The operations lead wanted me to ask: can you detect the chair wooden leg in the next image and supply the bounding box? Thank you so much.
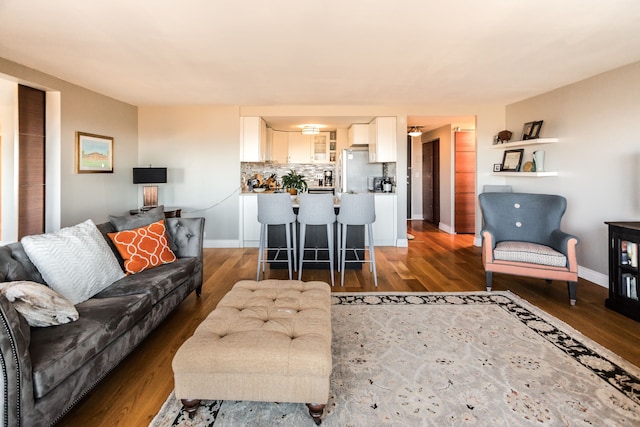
[567,281,577,306]
[485,271,493,292]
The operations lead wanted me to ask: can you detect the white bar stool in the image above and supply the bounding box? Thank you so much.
[257,193,297,280]
[337,193,377,287]
[297,193,336,287]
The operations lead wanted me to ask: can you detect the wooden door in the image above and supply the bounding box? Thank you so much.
[454,131,475,234]
[18,85,46,238]
[422,139,440,224]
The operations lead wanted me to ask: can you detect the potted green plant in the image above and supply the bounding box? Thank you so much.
[281,170,308,195]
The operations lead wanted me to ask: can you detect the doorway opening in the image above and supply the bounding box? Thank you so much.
[422,138,440,225]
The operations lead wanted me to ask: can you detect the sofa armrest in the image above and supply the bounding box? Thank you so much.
[0,295,35,427]
[166,217,205,259]
[166,217,205,294]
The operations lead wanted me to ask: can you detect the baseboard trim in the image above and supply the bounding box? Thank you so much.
[204,239,240,248]
[438,223,454,234]
[396,238,409,248]
[578,266,608,288]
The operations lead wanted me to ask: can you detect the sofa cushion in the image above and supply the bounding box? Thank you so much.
[0,281,79,327]
[21,219,126,304]
[29,294,151,399]
[108,220,176,274]
[94,258,196,305]
[109,205,178,252]
[494,241,567,267]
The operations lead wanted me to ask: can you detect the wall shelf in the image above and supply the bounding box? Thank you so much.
[491,171,558,177]
[492,137,558,149]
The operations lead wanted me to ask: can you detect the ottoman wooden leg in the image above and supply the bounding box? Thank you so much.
[181,399,201,418]
[306,403,325,425]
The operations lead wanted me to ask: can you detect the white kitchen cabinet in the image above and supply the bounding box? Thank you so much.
[312,132,331,163]
[288,131,332,163]
[239,194,260,247]
[240,116,267,162]
[348,123,369,146]
[368,117,396,163]
[371,194,397,246]
[288,132,312,163]
[270,130,289,163]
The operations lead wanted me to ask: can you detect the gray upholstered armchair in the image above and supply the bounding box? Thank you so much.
[479,192,579,305]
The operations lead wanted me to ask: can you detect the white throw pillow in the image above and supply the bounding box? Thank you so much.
[21,219,125,304]
[0,281,79,327]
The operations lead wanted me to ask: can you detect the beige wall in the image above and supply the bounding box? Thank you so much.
[502,61,640,286]
[0,57,138,242]
[137,106,241,245]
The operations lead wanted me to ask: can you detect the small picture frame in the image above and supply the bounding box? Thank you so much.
[522,120,543,140]
[76,132,114,173]
[521,122,535,140]
[501,149,524,172]
[493,163,502,172]
[530,120,543,139]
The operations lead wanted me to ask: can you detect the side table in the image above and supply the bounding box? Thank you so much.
[129,207,182,218]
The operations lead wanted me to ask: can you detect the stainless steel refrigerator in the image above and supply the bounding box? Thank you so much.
[338,147,383,193]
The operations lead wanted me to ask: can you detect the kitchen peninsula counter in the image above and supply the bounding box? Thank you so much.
[239,191,398,248]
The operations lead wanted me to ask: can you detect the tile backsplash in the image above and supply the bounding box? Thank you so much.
[241,162,397,191]
[241,163,335,191]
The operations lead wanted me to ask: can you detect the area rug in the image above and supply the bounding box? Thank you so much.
[150,292,640,426]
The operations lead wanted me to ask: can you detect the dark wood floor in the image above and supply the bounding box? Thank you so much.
[58,221,640,426]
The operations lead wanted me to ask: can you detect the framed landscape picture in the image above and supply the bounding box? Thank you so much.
[76,132,114,173]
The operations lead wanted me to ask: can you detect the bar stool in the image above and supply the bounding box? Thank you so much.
[297,193,336,287]
[337,193,377,287]
[257,193,297,280]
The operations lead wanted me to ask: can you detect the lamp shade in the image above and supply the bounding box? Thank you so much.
[133,167,167,184]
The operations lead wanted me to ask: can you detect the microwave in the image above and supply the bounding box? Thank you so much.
[367,176,385,192]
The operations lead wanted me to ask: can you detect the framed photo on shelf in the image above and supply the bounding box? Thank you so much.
[501,149,524,172]
[522,120,544,140]
[76,132,114,173]
[521,122,535,140]
[493,163,502,172]
[530,120,543,139]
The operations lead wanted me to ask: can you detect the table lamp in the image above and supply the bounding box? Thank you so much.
[133,167,167,209]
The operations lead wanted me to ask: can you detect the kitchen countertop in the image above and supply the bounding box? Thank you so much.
[240,190,396,197]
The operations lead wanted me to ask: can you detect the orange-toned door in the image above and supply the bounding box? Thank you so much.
[454,131,475,234]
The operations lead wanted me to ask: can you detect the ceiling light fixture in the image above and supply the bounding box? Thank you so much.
[301,125,320,135]
[408,126,423,137]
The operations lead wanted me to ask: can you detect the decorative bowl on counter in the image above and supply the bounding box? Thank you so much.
[253,187,266,193]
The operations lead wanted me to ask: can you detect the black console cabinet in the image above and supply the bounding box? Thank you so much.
[605,221,640,322]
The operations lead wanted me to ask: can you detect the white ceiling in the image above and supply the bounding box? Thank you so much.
[1,1,639,130]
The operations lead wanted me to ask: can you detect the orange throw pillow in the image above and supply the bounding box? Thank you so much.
[107,220,176,274]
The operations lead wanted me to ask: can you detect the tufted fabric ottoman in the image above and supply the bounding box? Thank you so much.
[172,279,332,425]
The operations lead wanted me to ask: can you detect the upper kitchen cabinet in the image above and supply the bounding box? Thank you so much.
[348,123,369,146]
[240,116,267,162]
[368,117,397,162]
[288,131,332,163]
[270,130,289,163]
